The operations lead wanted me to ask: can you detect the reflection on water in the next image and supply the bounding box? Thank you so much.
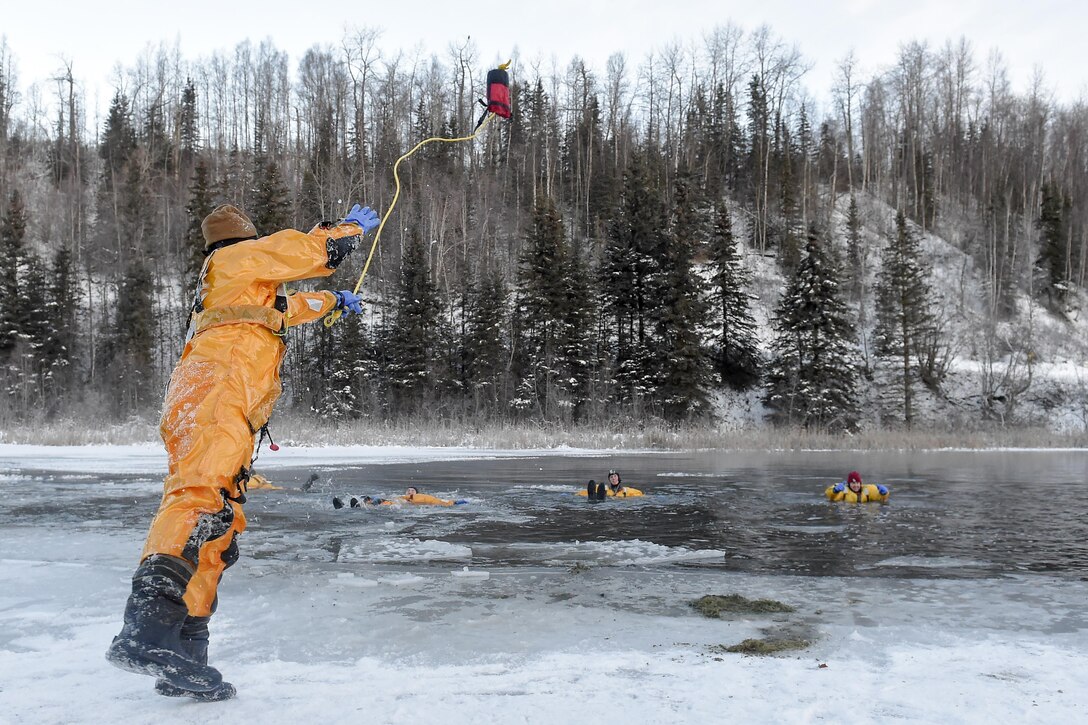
[4,449,1086,578]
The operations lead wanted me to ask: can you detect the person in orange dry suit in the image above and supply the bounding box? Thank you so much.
[106,203,380,701]
[333,486,467,508]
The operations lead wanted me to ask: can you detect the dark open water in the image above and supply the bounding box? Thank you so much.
[5,448,1086,578]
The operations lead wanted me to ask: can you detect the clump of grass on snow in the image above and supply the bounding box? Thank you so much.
[713,638,810,655]
[690,594,796,618]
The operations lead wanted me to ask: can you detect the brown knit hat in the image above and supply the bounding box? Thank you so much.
[201,204,257,249]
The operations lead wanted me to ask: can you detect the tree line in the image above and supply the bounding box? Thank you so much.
[0,26,1084,431]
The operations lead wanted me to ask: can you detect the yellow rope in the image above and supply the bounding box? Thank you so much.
[324,112,497,327]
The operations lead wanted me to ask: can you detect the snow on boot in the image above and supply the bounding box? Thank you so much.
[106,554,224,693]
[154,616,236,701]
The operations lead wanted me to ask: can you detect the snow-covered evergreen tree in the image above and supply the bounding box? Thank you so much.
[250,156,292,234]
[845,195,864,301]
[44,245,79,397]
[708,202,761,390]
[184,158,215,281]
[315,313,370,421]
[764,228,860,431]
[1036,182,1070,305]
[873,210,936,427]
[9,251,52,414]
[598,152,665,410]
[250,113,292,234]
[512,195,591,421]
[652,176,712,419]
[462,271,510,417]
[385,231,444,416]
[107,260,156,414]
[0,189,27,359]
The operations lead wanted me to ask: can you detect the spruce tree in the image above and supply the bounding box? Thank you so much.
[142,101,172,177]
[99,91,136,187]
[219,146,247,206]
[598,152,665,409]
[177,78,199,170]
[845,195,864,301]
[747,74,770,251]
[764,228,860,431]
[1036,182,1069,303]
[512,195,570,419]
[45,245,79,395]
[777,125,802,275]
[314,313,370,421]
[556,242,594,419]
[184,158,215,280]
[652,177,712,419]
[463,272,509,417]
[708,202,761,389]
[385,231,443,416]
[298,168,323,227]
[705,83,728,197]
[120,148,151,253]
[96,93,139,268]
[111,260,156,414]
[14,251,53,412]
[873,210,936,427]
[250,156,292,234]
[0,189,27,358]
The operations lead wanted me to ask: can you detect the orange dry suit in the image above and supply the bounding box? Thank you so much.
[358,494,454,506]
[401,492,456,506]
[141,221,362,617]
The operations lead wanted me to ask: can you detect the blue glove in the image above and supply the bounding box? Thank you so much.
[833,482,846,493]
[877,485,888,495]
[454,500,468,505]
[333,290,364,315]
[343,204,380,234]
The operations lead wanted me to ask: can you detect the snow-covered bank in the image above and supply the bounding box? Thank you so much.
[1,526,1085,725]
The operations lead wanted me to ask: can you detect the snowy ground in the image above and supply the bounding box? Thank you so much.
[1,445,1086,724]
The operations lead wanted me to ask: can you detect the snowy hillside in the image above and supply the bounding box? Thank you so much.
[717,191,1088,435]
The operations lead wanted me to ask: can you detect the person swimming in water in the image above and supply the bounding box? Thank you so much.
[825,471,889,503]
[581,470,643,500]
[332,487,466,508]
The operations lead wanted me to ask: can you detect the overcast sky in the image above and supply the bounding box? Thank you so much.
[3,0,1086,118]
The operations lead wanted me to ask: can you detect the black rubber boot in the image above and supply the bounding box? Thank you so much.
[595,482,607,501]
[332,496,344,509]
[154,616,236,701]
[586,480,597,500]
[105,554,224,693]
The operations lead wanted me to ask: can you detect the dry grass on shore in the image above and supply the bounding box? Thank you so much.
[0,416,1084,450]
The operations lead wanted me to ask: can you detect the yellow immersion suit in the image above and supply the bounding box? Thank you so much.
[245,473,282,490]
[576,486,644,497]
[142,222,362,617]
[825,483,889,503]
